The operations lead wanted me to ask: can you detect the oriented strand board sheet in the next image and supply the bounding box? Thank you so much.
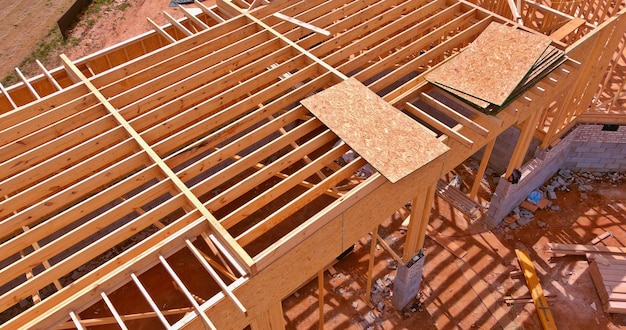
[425,22,552,106]
[300,78,449,183]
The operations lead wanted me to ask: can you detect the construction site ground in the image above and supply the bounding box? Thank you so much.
[282,162,626,329]
[2,1,626,329]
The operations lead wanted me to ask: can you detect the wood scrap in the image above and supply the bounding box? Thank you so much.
[588,259,626,314]
[515,249,557,330]
[590,232,613,245]
[548,243,626,256]
[504,294,556,305]
[520,200,539,212]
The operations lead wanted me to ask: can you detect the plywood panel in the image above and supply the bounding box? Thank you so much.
[301,78,449,183]
[425,22,552,106]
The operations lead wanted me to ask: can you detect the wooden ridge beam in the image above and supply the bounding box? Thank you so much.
[60,54,256,274]
[225,0,347,80]
[404,102,474,148]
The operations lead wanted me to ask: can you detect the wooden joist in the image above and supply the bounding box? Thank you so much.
[435,179,482,219]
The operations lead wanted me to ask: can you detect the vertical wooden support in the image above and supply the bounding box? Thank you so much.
[469,138,496,201]
[365,226,378,303]
[402,183,436,262]
[504,108,542,179]
[250,300,285,330]
[318,269,324,329]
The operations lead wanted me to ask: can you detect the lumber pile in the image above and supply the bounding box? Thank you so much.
[425,22,566,114]
[588,254,626,314]
[435,179,481,219]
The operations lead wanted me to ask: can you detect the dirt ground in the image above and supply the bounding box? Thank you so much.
[0,0,188,83]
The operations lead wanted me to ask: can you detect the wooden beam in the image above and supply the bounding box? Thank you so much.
[180,5,210,30]
[549,17,586,41]
[375,231,403,265]
[506,0,523,25]
[402,183,436,262]
[100,292,128,330]
[15,67,40,100]
[515,249,557,330]
[69,311,85,330]
[504,107,542,179]
[60,54,255,275]
[56,307,194,328]
[0,82,17,109]
[36,60,62,91]
[548,243,626,255]
[196,0,225,22]
[405,102,474,148]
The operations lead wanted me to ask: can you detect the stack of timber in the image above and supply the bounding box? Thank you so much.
[425,22,566,114]
[589,254,626,314]
[548,242,626,313]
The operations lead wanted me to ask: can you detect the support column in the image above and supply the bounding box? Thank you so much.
[393,183,435,309]
[249,300,285,330]
[470,138,496,201]
[504,108,542,179]
[318,269,324,329]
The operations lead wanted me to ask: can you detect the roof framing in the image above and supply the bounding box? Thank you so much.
[1,0,625,328]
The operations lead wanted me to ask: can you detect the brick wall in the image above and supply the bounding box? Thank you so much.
[563,124,626,172]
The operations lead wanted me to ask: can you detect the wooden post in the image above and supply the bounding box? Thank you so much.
[402,183,435,262]
[469,138,496,201]
[318,269,324,329]
[504,108,542,179]
[365,226,378,303]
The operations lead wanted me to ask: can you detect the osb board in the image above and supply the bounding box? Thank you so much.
[425,22,552,106]
[300,78,449,183]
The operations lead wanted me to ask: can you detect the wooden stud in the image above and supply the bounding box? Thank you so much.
[376,232,403,265]
[185,239,247,315]
[365,227,378,303]
[504,108,542,179]
[15,67,40,100]
[131,273,171,328]
[36,60,62,91]
[318,268,324,329]
[180,5,210,30]
[159,255,217,329]
[69,311,85,330]
[164,11,193,37]
[100,292,128,330]
[469,138,496,201]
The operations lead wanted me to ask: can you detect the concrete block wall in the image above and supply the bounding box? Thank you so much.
[563,124,626,172]
[485,126,576,226]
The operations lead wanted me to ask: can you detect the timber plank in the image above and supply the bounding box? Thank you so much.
[548,243,626,255]
[516,249,557,330]
[301,78,448,183]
